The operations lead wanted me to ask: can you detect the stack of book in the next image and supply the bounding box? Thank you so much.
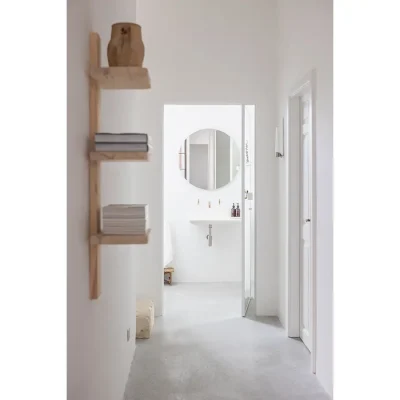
[101,204,149,235]
[94,133,151,152]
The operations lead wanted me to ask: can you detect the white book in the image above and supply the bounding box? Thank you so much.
[95,143,151,152]
[95,133,150,144]
[102,205,148,221]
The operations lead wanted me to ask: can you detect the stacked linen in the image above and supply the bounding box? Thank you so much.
[102,204,149,235]
[94,133,151,152]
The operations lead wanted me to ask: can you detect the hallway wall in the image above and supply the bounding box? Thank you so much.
[67,1,138,400]
[135,0,279,316]
[276,0,333,396]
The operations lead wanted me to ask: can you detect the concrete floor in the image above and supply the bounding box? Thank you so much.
[124,283,330,400]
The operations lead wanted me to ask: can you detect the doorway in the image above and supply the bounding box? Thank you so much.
[162,104,256,321]
[287,71,317,372]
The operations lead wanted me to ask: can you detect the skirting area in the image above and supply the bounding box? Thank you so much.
[124,283,329,400]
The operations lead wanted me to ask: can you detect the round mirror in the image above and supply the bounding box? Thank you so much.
[178,129,240,190]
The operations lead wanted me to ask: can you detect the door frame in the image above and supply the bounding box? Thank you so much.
[162,103,255,319]
[287,70,317,373]
[241,105,256,317]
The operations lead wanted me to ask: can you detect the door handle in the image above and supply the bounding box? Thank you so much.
[305,219,311,223]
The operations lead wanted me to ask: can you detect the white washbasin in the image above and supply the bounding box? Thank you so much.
[190,218,241,225]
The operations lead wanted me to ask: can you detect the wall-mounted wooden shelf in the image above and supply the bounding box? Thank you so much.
[88,31,152,300]
[90,230,151,245]
[89,66,151,89]
[89,151,150,162]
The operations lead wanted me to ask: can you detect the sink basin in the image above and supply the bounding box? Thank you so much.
[190,218,241,225]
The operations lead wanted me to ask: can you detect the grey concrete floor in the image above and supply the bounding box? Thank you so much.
[125,283,330,400]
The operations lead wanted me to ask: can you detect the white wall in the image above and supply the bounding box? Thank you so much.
[135,0,279,316]
[164,105,242,283]
[67,1,138,399]
[276,0,333,396]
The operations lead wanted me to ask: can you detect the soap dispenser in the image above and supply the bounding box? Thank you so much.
[236,203,241,218]
[231,203,236,217]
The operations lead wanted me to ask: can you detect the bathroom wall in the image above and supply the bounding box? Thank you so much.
[164,105,242,283]
[134,0,278,316]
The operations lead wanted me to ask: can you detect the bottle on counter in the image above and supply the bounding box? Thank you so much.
[236,203,241,218]
[231,203,236,217]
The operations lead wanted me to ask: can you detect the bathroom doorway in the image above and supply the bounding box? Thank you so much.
[163,104,256,323]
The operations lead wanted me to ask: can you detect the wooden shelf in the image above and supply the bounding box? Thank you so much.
[88,31,152,300]
[90,151,150,161]
[90,230,151,245]
[89,66,151,89]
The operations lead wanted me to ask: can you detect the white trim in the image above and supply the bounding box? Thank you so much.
[287,95,301,337]
[242,104,257,317]
[250,105,257,310]
[241,105,246,317]
[287,70,317,374]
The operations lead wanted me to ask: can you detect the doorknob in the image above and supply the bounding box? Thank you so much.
[305,219,311,223]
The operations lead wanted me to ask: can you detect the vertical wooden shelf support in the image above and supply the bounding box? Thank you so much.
[89,32,101,299]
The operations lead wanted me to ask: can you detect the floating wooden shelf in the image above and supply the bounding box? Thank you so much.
[90,230,151,245]
[88,31,152,300]
[90,151,150,162]
[89,66,151,90]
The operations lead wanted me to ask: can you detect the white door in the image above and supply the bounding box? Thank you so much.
[300,92,313,351]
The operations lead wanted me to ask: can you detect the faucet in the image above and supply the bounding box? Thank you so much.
[206,224,213,247]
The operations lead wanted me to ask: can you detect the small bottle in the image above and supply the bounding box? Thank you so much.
[231,203,236,217]
[236,203,241,218]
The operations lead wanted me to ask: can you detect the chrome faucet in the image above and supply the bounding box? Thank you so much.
[206,224,213,247]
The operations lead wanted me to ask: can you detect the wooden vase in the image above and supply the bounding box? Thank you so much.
[107,22,145,67]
